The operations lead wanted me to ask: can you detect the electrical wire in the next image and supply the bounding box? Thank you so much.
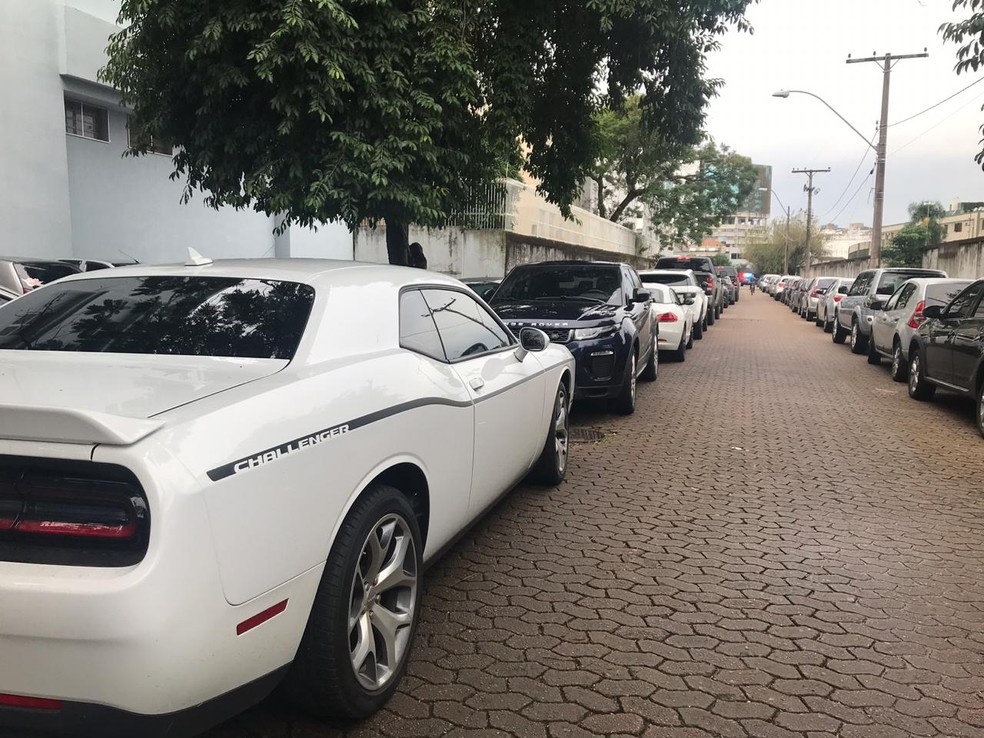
[888,76,984,127]
[891,88,984,155]
[819,134,877,221]
[828,170,874,226]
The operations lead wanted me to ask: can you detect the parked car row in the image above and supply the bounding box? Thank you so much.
[0,254,735,736]
[776,266,984,437]
[0,256,136,296]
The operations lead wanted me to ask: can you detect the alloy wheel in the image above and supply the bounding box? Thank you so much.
[348,514,418,692]
[909,355,920,394]
[554,386,569,474]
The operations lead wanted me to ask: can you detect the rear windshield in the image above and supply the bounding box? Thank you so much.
[655,257,712,272]
[876,271,945,295]
[0,276,315,359]
[816,278,837,289]
[15,262,80,290]
[492,265,623,305]
[641,273,689,286]
[926,281,973,308]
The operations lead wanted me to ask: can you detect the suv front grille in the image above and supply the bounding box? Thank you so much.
[544,328,572,344]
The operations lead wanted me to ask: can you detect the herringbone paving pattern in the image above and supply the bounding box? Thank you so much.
[210,293,984,738]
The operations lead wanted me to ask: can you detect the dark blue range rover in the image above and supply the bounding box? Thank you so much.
[489,261,657,414]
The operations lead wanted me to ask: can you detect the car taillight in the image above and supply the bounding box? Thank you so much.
[0,458,149,567]
[810,288,819,297]
[0,694,64,711]
[833,295,844,303]
[705,276,715,294]
[657,312,679,322]
[907,300,926,329]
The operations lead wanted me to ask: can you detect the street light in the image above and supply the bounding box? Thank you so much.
[773,89,884,267]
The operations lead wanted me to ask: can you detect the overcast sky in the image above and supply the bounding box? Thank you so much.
[704,0,984,228]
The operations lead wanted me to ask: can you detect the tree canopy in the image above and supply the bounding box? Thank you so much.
[941,3,984,168]
[102,0,754,263]
[882,200,946,268]
[590,97,758,247]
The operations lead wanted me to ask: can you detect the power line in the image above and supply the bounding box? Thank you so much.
[829,170,874,226]
[889,76,984,127]
[819,134,877,221]
[891,88,984,155]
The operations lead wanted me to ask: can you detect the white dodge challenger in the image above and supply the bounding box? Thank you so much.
[0,257,574,737]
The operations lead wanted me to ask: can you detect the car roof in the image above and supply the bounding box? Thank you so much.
[638,268,696,274]
[514,260,624,267]
[52,258,465,290]
[0,256,79,264]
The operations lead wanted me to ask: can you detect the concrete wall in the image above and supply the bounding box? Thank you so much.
[0,0,74,257]
[808,258,873,279]
[354,224,653,278]
[923,238,984,278]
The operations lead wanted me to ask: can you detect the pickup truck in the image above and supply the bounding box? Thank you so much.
[654,256,723,322]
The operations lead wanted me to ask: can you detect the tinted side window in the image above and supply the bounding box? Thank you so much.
[849,272,873,296]
[422,289,511,361]
[926,281,973,308]
[894,283,916,311]
[945,282,984,318]
[399,290,446,361]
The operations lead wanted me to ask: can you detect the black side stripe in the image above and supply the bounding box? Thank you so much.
[206,397,470,482]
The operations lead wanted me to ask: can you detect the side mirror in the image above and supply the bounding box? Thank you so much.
[869,299,886,311]
[683,296,695,306]
[923,305,943,320]
[838,286,849,294]
[515,327,550,361]
[631,288,651,303]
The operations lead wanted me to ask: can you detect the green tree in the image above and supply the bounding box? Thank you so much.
[711,252,732,266]
[590,100,759,248]
[743,215,827,274]
[941,5,984,168]
[102,0,753,264]
[882,201,946,267]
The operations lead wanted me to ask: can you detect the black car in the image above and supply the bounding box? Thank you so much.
[489,261,657,414]
[908,278,984,436]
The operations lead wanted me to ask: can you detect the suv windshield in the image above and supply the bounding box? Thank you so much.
[655,257,713,272]
[641,273,689,286]
[492,265,623,305]
[0,276,315,359]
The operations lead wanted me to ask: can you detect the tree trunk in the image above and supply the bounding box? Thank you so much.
[593,175,607,219]
[608,189,642,223]
[385,218,410,266]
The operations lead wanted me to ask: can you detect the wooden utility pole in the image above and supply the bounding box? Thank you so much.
[792,167,829,275]
[846,51,928,267]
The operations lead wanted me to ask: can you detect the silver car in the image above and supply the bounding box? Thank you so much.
[868,278,973,380]
[818,278,854,331]
[798,276,838,321]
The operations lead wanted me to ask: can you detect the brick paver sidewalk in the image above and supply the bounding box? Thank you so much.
[211,294,984,738]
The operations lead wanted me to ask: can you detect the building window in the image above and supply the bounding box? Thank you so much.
[126,120,173,156]
[64,99,109,142]
[954,222,963,233]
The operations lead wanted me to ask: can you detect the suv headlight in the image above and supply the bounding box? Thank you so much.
[573,324,617,341]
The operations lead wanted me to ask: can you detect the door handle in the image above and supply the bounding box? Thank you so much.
[469,377,485,390]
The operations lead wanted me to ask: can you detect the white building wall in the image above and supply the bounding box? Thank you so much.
[0,0,74,258]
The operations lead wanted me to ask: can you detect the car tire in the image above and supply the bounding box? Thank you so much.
[694,319,704,340]
[715,304,722,319]
[867,333,882,365]
[908,351,936,401]
[815,313,824,327]
[976,381,984,439]
[611,352,637,415]
[686,325,694,349]
[891,341,908,382]
[707,308,715,326]
[282,484,422,720]
[850,321,869,354]
[832,315,847,343]
[529,382,570,485]
[640,341,658,382]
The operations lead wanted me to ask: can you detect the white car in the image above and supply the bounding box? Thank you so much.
[647,283,693,361]
[0,257,575,736]
[639,269,707,339]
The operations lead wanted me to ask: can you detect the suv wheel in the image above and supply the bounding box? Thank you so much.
[611,352,637,415]
[832,314,847,343]
[908,351,936,401]
[867,333,882,365]
[977,382,984,439]
[890,342,908,382]
[850,321,868,354]
[694,319,704,340]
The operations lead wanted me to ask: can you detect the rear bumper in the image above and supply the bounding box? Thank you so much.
[0,667,288,738]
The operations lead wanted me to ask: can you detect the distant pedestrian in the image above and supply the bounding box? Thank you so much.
[408,242,427,270]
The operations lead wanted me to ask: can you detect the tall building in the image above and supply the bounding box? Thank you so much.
[0,1,352,264]
[707,164,772,263]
